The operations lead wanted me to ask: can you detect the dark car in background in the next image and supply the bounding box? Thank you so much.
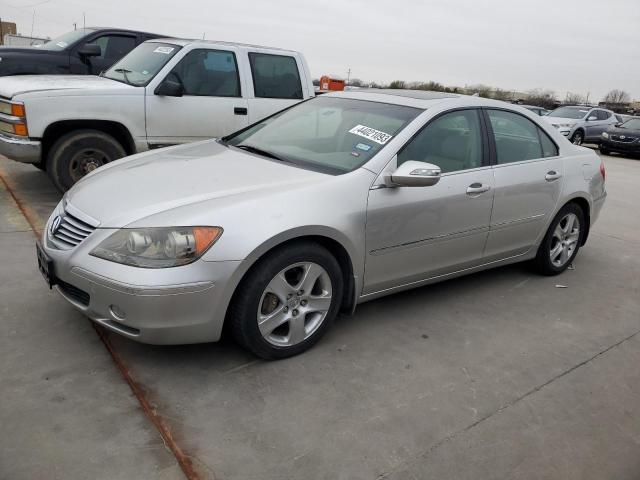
[600,117,640,157]
[0,27,165,76]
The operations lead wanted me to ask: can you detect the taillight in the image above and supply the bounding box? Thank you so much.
[599,159,606,181]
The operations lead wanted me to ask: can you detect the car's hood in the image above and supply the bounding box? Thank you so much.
[0,74,132,98]
[606,126,640,137]
[66,140,330,228]
[543,116,578,125]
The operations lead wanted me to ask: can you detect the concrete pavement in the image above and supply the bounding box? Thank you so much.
[1,152,639,479]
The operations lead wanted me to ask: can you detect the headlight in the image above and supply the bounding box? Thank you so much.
[602,132,609,139]
[90,226,223,268]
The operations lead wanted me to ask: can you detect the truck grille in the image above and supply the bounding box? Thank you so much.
[49,207,98,250]
[611,135,637,143]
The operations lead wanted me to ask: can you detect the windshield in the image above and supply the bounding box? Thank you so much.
[37,29,93,51]
[225,96,421,174]
[548,106,590,119]
[104,42,181,86]
[620,118,640,130]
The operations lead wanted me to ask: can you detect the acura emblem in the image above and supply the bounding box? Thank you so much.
[50,215,62,234]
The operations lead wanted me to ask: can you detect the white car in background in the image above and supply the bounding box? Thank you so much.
[544,106,617,145]
[0,39,314,191]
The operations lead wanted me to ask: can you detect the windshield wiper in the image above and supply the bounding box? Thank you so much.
[235,144,287,162]
[114,68,133,86]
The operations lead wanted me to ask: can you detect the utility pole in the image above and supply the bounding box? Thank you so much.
[83,12,86,30]
[73,22,77,30]
[346,68,351,85]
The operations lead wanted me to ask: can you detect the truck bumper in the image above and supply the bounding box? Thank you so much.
[0,133,41,163]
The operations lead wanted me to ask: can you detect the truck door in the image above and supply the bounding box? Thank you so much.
[145,48,249,147]
[245,51,307,123]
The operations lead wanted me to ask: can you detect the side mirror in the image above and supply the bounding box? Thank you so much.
[389,161,441,187]
[78,43,101,57]
[587,116,597,122]
[154,78,184,97]
[615,123,622,127]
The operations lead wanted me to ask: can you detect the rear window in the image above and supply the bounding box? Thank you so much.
[249,53,303,100]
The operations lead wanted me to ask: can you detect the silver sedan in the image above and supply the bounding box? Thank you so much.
[38,90,607,359]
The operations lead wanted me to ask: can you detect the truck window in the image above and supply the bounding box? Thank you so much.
[89,35,137,60]
[248,53,303,100]
[168,49,241,97]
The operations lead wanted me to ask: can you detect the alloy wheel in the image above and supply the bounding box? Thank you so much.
[257,262,333,347]
[549,213,580,267]
[572,132,584,146]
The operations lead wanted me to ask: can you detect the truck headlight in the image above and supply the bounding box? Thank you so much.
[90,226,223,268]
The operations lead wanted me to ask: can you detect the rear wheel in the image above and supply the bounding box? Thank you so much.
[532,203,585,275]
[47,129,126,192]
[229,242,343,359]
[571,130,584,146]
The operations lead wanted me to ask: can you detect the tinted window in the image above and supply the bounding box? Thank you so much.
[398,109,483,173]
[596,110,609,120]
[249,53,303,99]
[488,109,551,163]
[90,35,136,60]
[169,49,240,97]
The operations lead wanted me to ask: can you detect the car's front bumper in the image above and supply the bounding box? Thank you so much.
[600,138,640,154]
[0,132,41,163]
[41,214,241,345]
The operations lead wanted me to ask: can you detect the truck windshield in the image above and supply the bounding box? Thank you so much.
[104,42,181,87]
[225,96,422,174]
[547,107,590,119]
[37,29,94,51]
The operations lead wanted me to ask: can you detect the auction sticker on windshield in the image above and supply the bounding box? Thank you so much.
[153,46,175,54]
[349,125,393,145]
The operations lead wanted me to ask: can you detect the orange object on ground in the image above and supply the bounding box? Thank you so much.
[320,75,345,91]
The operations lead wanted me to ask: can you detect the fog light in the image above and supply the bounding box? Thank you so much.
[109,304,126,322]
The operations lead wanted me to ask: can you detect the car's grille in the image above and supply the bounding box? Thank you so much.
[50,208,97,250]
[57,279,90,306]
[611,135,637,143]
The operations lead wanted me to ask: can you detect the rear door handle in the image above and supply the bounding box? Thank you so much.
[545,170,562,181]
[234,107,248,115]
[466,183,491,195]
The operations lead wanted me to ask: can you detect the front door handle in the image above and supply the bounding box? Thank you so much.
[545,170,562,181]
[466,183,491,195]
[234,107,248,115]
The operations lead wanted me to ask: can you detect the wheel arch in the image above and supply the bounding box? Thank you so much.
[220,229,361,335]
[41,120,135,168]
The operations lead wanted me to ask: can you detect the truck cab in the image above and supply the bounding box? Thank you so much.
[0,39,315,191]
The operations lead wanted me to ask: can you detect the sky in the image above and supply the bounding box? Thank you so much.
[2,0,639,101]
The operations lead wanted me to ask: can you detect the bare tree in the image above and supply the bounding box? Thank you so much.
[565,92,586,105]
[526,89,557,109]
[492,88,511,101]
[466,84,493,98]
[388,80,406,89]
[602,89,631,105]
[348,78,364,87]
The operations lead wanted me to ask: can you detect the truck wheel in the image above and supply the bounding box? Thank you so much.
[47,129,126,192]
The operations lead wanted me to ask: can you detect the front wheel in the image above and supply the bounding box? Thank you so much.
[599,145,611,155]
[228,242,344,359]
[47,129,126,192]
[571,130,584,146]
[532,203,585,275]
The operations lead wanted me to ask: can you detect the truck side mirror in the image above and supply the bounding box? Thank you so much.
[154,78,184,97]
[78,44,102,57]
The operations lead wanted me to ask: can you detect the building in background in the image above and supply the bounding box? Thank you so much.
[3,33,47,46]
[0,20,18,45]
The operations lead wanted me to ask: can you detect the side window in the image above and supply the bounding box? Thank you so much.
[249,53,303,100]
[169,49,240,97]
[89,35,136,60]
[597,110,609,120]
[487,109,546,164]
[539,130,558,157]
[398,109,483,173]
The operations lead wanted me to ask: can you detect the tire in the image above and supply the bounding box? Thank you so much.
[47,129,126,192]
[532,203,585,276]
[228,241,344,359]
[599,145,610,155]
[571,130,584,146]
[33,161,46,171]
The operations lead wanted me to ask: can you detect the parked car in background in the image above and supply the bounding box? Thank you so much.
[37,91,606,358]
[544,106,617,145]
[600,117,640,156]
[0,27,164,76]
[522,105,550,116]
[0,38,314,191]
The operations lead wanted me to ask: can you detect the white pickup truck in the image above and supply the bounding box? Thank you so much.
[0,38,314,190]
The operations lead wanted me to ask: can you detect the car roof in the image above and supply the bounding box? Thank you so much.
[326,89,525,110]
[147,37,299,53]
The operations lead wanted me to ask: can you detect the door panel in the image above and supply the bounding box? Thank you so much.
[364,168,494,294]
[145,48,249,145]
